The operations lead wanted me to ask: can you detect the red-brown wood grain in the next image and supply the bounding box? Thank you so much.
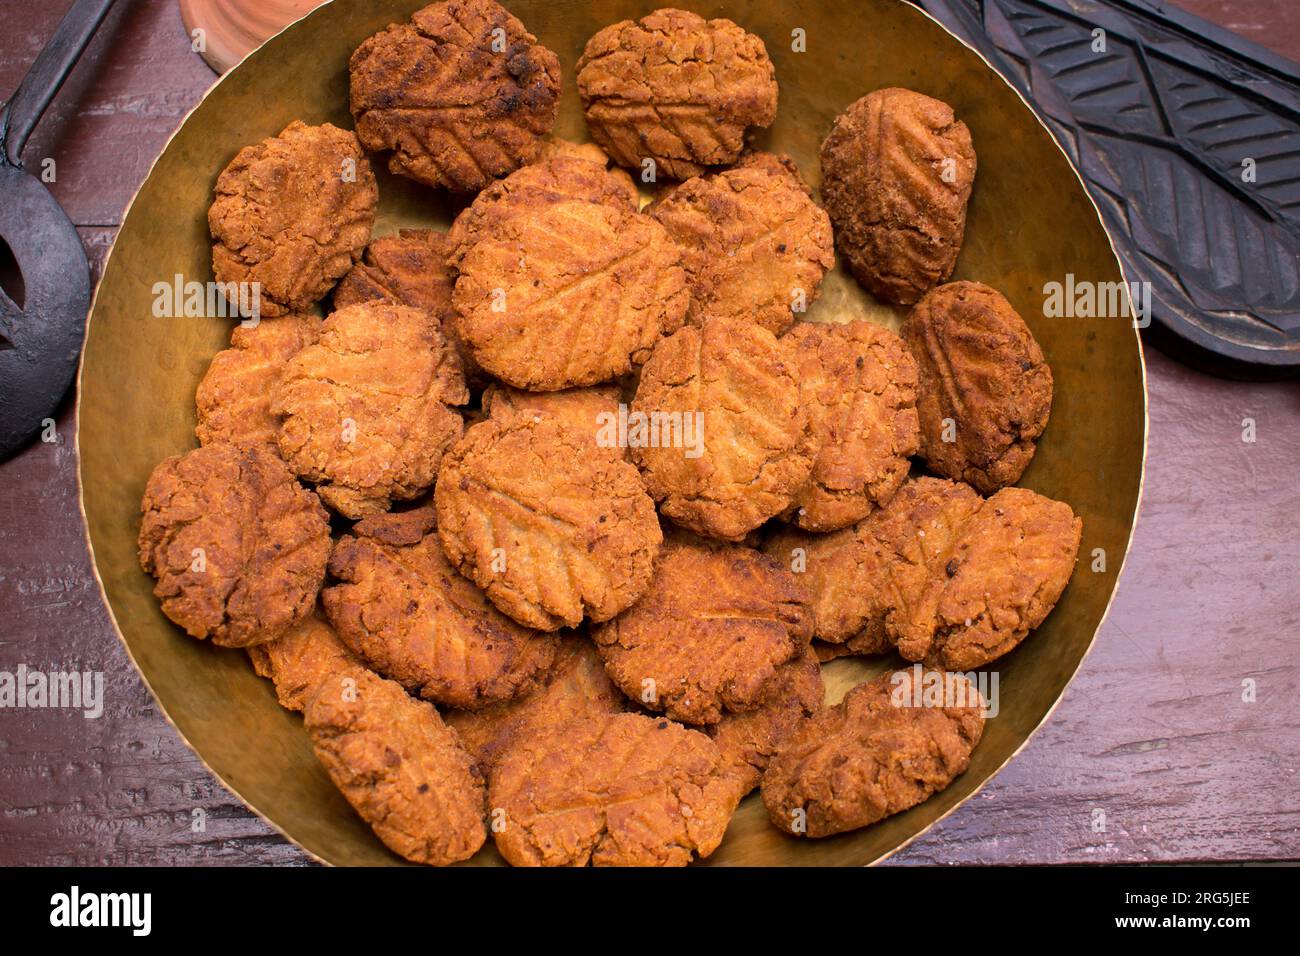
[0,0,1296,865]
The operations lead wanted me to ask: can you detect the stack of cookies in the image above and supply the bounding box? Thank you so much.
[138,1,1082,866]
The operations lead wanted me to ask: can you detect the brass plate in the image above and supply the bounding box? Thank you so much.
[76,0,1147,866]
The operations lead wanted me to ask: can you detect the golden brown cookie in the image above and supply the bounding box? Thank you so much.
[761,523,894,654]
[903,281,1053,493]
[592,539,812,725]
[322,507,557,709]
[576,9,778,181]
[762,668,985,837]
[488,711,741,866]
[896,486,1082,670]
[481,382,626,459]
[209,121,376,317]
[247,610,367,713]
[304,669,487,865]
[445,155,639,270]
[631,317,814,540]
[436,416,662,630]
[349,0,561,192]
[332,228,454,315]
[138,442,330,648]
[708,645,824,797]
[782,320,920,531]
[270,302,468,518]
[195,314,323,448]
[649,155,834,335]
[820,88,976,305]
[444,635,628,769]
[452,199,688,390]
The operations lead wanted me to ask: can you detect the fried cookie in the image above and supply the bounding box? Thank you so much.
[782,320,920,531]
[195,313,323,448]
[708,646,824,797]
[592,539,812,725]
[445,155,639,270]
[489,711,741,866]
[452,200,687,390]
[761,523,894,655]
[896,486,1082,670]
[444,635,628,769]
[247,610,367,713]
[349,0,561,192]
[437,416,662,630]
[333,228,454,315]
[209,121,376,317]
[762,668,985,837]
[270,302,468,518]
[821,88,976,305]
[138,442,330,648]
[903,281,1053,493]
[323,507,557,709]
[481,382,625,459]
[576,9,778,181]
[649,155,834,335]
[304,669,487,865]
[632,317,815,541]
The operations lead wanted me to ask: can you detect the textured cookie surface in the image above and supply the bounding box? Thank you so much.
[437,416,662,630]
[903,281,1053,493]
[762,669,985,837]
[821,88,975,305]
[632,318,814,540]
[592,539,812,725]
[576,8,777,181]
[489,712,741,866]
[209,121,376,316]
[138,443,330,648]
[270,302,468,518]
[349,0,560,191]
[304,669,487,865]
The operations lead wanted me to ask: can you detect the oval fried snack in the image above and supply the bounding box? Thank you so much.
[209,121,376,317]
[762,669,985,837]
[437,416,662,630]
[901,486,1082,670]
[821,88,976,305]
[761,523,895,655]
[247,610,367,713]
[649,154,834,335]
[592,539,812,725]
[452,200,688,390]
[708,645,825,797]
[903,281,1053,493]
[195,314,323,449]
[782,320,920,531]
[333,228,454,315]
[445,155,639,270]
[270,302,468,519]
[576,8,778,181]
[304,669,487,865]
[444,635,628,769]
[322,507,557,709]
[137,443,330,648]
[349,0,561,192]
[632,317,814,541]
[489,711,742,866]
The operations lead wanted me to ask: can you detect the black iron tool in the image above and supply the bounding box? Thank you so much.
[0,0,116,459]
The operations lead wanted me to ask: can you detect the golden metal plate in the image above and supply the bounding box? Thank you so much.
[76,0,1147,866]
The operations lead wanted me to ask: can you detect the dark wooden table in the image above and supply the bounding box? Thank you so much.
[0,0,1296,866]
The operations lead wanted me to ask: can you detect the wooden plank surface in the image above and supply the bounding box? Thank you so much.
[0,0,1296,865]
